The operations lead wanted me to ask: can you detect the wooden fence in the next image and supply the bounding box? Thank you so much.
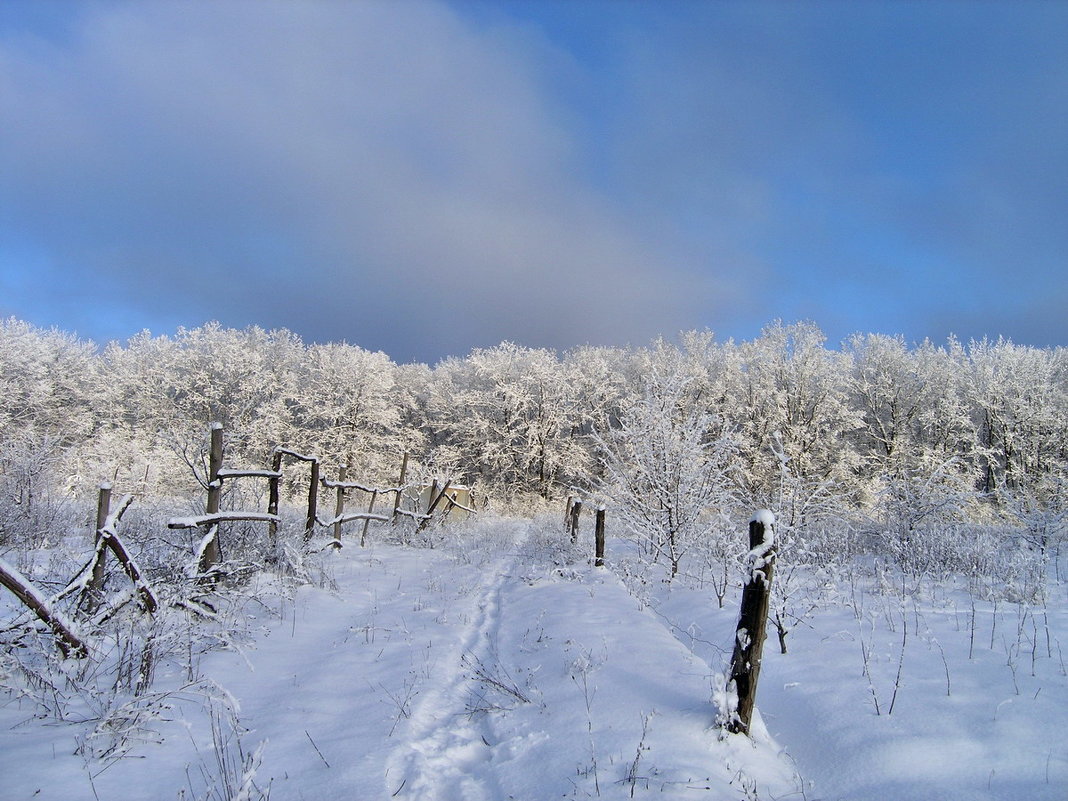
[3,423,776,743]
[0,423,476,656]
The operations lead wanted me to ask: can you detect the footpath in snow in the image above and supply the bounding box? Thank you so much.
[0,517,797,800]
[13,514,1062,800]
[384,528,796,800]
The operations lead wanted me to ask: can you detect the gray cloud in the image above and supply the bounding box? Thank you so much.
[0,1,714,362]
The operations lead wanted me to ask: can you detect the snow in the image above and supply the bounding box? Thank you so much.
[320,511,392,527]
[0,556,87,652]
[2,517,1067,800]
[168,512,281,529]
[272,446,319,463]
[750,509,776,528]
[216,469,283,480]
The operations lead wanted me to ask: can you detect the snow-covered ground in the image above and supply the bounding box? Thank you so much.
[2,516,1066,800]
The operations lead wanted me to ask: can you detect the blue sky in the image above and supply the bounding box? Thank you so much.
[1,0,1065,364]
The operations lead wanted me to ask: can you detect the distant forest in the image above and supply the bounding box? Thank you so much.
[2,316,1065,594]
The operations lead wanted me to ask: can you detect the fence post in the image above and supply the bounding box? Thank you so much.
[417,480,452,533]
[594,507,606,567]
[361,490,378,547]
[393,451,409,522]
[200,423,224,572]
[726,510,777,735]
[87,482,112,606]
[332,464,347,546]
[570,500,583,544]
[305,458,320,544]
[267,451,282,550]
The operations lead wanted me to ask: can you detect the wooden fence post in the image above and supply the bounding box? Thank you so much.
[267,451,282,549]
[595,508,606,567]
[332,464,347,546]
[199,423,224,573]
[569,499,583,544]
[305,458,320,544]
[726,510,777,736]
[393,451,409,522]
[361,490,378,547]
[86,482,112,607]
[417,480,452,533]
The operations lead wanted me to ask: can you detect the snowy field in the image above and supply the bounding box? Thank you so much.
[2,515,1066,800]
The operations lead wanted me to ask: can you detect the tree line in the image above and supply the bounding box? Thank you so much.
[1,316,1065,593]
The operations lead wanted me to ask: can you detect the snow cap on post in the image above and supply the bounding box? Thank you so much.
[750,509,776,528]
[747,509,776,565]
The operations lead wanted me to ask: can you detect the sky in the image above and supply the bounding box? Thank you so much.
[1,0,1065,365]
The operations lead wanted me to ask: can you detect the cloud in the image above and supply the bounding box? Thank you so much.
[0,1,712,361]
[3,1,1065,358]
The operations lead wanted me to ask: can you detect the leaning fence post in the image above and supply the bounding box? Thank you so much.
[361,490,378,547]
[726,510,777,736]
[594,507,606,567]
[417,480,452,533]
[0,558,88,658]
[393,451,409,522]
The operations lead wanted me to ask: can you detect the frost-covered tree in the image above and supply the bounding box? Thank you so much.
[964,338,1066,495]
[596,363,738,579]
[291,342,402,479]
[730,321,861,508]
[0,317,96,446]
[426,343,582,501]
[847,333,927,465]
[0,320,96,541]
[94,323,304,496]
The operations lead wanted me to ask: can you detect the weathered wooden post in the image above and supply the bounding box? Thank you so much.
[393,451,409,522]
[305,457,320,544]
[726,510,777,736]
[332,464,348,546]
[267,451,282,549]
[594,507,606,567]
[361,490,378,547]
[86,482,112,606]
[569,499,583,544]
[199,423,224,574]
[90,493,157,615]
[417,480,452,533]
[206,423,223,516]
